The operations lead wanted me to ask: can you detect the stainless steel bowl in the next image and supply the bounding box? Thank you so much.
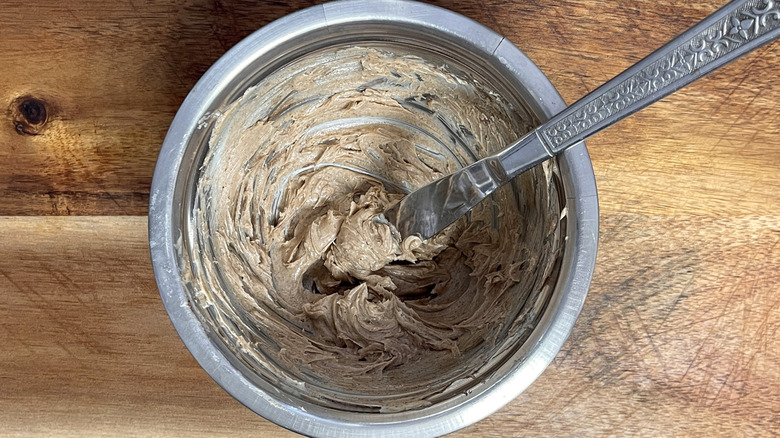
[149,1,598,436]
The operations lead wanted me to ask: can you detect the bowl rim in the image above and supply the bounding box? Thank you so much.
[148,1,599,436]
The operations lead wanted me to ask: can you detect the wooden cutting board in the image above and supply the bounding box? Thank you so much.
[2,0,779,436]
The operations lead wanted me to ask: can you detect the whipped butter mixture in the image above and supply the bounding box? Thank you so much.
[183,47,561,411]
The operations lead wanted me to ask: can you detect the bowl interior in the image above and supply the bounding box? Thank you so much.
[151,2,597,436]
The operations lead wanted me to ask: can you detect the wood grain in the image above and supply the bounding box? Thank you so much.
[0,0,320,215]
[1,0,779,436]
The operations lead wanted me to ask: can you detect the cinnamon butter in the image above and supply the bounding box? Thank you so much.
[181,46,561,411]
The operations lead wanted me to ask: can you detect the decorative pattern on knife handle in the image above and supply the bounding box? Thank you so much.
[541,0,780,151]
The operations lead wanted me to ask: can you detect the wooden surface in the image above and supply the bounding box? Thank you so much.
[2,0,779,436]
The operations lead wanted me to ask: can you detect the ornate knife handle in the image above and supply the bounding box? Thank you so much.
[539,0,780,153]
[387,0,780,240]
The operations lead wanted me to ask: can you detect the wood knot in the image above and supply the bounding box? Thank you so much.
[10,95,50,135]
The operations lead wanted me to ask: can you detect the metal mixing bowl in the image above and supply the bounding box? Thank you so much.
[149,1,598,436]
